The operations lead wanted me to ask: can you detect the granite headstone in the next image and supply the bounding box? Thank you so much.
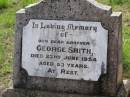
[2,0,126,97]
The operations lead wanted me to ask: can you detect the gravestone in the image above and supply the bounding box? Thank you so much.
[1,0,127,97]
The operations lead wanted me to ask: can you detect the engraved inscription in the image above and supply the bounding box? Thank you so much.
[22,20,108,81]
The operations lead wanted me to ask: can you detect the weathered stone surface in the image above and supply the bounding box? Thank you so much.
[14,0,122,96]
[1,88,105,97]
[1,84,128,97]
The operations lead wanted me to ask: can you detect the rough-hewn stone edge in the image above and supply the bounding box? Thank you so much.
[111,12,122,17]
[25,2,40,9]
[88,0,112,11]
[16,8,25,14]
[13,8,27,87]
[112,11,123,88]
[100,11,122,96]
[123,80,130,96]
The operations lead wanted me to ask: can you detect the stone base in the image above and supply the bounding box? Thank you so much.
[1,88,105,97]
[1,85,128,97]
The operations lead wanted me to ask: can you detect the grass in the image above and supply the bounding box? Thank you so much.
[0,0,38,90]
[0,0,8,9]
[22,0,38,7]
[0,0,130,90]
[99,0,130,5]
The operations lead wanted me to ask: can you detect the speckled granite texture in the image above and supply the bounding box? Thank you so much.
[2,0,125,97]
